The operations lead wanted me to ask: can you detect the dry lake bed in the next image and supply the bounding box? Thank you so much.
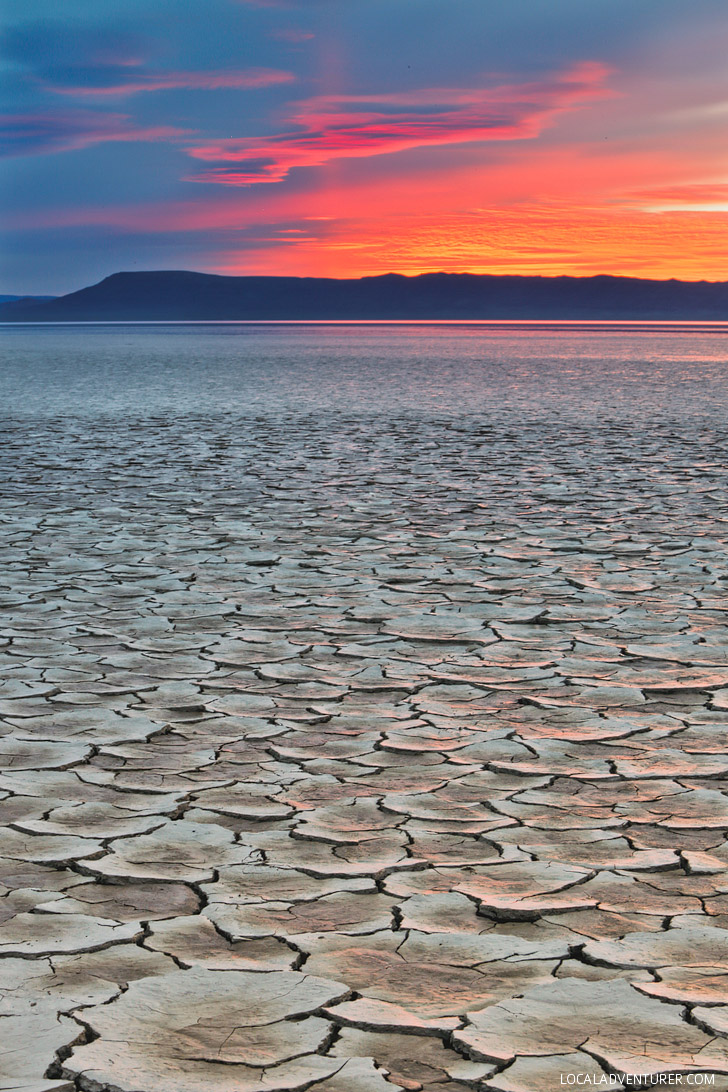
[2,322,728,1092]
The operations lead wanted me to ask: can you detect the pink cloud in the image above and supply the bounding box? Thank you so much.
[1,110,190,158]
[184,62,613,185]
[45,68,295,98]
[270,28,315,42]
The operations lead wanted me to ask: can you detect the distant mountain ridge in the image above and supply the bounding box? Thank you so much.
[0,294,56,307]
[2,270,728,321]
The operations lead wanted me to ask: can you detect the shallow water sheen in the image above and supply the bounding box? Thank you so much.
[2,321,728,419]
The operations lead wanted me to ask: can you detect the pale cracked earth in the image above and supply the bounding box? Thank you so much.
[2,394,728,1091]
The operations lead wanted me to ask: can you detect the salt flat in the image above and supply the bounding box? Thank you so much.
[1,323,728,1091]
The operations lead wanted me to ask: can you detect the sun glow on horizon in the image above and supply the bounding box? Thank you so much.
[1,0,727,293]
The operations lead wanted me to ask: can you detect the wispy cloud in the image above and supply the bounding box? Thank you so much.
[630,182,728,210]
[184,62,613,185]
[2,21,294,99]
[269,28,315,43]
[236,0,304,7]
[0,110,189,158]
[42,67,295,98]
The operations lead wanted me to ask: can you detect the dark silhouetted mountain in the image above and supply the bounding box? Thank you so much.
[0,294,56,307]
[1,271,727,321]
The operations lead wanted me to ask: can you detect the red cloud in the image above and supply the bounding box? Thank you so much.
[184,62,613,185]
[45,68,295,98]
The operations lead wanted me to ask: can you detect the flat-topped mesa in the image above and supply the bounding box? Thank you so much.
[2,269,728,320]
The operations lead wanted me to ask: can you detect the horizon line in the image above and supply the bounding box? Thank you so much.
[7,268,728,297]
[99,268,728,284]
[4,319,728,329]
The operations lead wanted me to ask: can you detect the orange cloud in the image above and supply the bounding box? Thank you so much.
[211,204,728,282]
[8,82,725,283]
[184,62,613,184]
[627,182,728,210]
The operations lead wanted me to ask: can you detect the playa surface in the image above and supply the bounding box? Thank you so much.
[2,323,728,1092]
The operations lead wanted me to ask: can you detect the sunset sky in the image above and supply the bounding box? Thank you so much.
[2,0,727,294]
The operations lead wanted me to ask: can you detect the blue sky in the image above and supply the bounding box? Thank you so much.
[2,0,727,292]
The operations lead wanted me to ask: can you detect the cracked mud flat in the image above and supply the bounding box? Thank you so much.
[2,323,728,1092]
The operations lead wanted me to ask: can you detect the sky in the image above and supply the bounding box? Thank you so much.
[2,0,727,294]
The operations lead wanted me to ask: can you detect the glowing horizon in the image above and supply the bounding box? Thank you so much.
[2,1,727,293]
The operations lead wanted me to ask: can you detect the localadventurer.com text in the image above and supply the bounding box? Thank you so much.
[560,1075,715,1086]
